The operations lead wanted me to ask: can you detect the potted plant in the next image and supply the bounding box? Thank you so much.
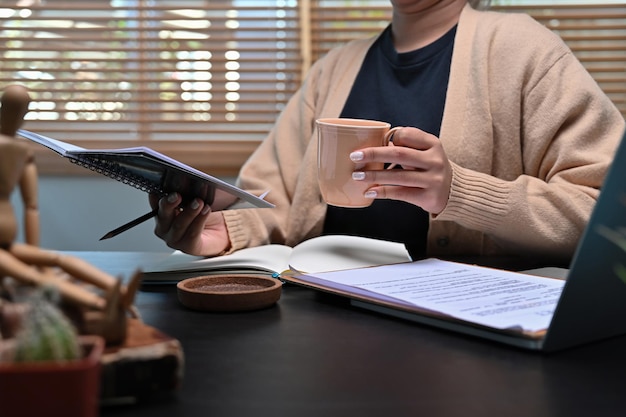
[0,287,105,417]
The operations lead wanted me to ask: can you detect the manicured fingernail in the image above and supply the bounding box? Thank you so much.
[364,190,377,199]
[190,199,200,210]
[350,151,364,162]
[352,172,365,180]
[167,192,178,203]
[201,204,210,215]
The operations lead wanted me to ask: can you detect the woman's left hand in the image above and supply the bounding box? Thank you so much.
[349,126,453,214]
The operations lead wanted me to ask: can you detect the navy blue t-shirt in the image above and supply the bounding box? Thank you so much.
[322,25,456,259]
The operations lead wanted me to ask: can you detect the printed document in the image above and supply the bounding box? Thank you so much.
[303,259,566,332]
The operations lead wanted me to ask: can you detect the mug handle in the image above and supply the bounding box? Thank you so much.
[384,126,403,170]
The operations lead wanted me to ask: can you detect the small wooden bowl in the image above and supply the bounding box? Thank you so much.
[176,274,282,312]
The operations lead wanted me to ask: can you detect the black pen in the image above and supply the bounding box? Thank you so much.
[99,209,158,241]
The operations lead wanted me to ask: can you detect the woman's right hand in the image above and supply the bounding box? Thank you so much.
[149,192,231,256]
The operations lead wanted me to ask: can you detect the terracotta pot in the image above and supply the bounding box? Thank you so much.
[0,335,104,417]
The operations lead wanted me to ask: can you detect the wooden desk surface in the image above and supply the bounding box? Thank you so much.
[76,252,626,417]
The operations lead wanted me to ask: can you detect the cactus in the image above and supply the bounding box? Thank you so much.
[13,286,81,363]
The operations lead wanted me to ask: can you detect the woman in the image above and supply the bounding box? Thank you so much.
[152,0,625,266]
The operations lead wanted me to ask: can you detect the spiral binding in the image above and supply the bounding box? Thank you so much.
[70,156,163,195]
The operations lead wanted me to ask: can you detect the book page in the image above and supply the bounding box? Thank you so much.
[18,129,85,154]
[303,259,566,332]
[288,235,411,273]
[142,244,293,281]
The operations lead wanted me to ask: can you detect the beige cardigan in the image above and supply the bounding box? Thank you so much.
[223,4,625,264]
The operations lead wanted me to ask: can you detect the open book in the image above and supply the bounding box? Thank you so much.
[142,235,412,283]
[17,129,273,210]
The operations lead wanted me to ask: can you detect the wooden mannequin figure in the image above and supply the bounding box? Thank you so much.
[0,85,142,345]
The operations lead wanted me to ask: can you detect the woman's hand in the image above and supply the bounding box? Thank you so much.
[349,127,453,214]
[149,192,231,256]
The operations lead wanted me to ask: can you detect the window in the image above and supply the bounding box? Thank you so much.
[1,0,302,175]
[1,1,624,176]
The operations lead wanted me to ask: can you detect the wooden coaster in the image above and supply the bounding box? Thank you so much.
[176,274,282,312]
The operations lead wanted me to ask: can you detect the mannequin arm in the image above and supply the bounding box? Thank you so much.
[19,154,40,246]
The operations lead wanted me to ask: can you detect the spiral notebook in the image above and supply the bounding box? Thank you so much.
[18,129,273,210]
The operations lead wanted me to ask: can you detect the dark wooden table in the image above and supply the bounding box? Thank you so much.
[78,252,626,417]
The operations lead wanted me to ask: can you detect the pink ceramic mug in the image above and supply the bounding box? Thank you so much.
[316,118,400,208]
